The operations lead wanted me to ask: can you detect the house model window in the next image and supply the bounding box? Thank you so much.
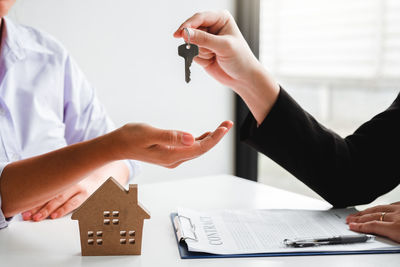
[71,177,150,256]
[119,229,135,245]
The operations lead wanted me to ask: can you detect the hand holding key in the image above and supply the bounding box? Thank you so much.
[174,10,280,126]
[174,10,262,90]
[178,28,199,83]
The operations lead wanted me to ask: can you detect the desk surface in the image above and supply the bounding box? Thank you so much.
[1,175,399,267]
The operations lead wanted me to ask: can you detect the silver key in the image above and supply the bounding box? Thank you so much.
[178,28,199,83]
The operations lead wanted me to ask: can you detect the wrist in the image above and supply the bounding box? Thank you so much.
[90,130,125,162]
[229,55,261,93]
[103,124,140,161]
[234,63,280,124]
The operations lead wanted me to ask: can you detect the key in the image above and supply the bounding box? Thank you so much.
[178,43,198,83]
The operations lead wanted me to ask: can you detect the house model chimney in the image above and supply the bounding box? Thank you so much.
[129,184,138,203]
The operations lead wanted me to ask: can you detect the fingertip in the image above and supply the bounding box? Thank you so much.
[213,126,228,138]
[182,133,195,146]
[32,213,43,222]
[349,222,360,231]
[173,25,188,38]
[22,212,31,221]
[219,120,234,131]
[173,30,182,38]
[50,213,58,219]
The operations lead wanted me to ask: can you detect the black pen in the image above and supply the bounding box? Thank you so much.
[283,234,375,248]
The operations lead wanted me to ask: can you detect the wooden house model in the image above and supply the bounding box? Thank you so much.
[71,177,150,256]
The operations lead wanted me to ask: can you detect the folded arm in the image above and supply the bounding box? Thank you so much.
[21,160,129,221]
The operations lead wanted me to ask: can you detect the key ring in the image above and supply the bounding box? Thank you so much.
[184,28,191,49]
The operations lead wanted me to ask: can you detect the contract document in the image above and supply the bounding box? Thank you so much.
[172,208,400,257]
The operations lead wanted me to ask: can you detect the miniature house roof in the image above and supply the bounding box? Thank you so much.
[71,177,150,220]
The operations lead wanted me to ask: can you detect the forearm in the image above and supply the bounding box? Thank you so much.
[242,89,400,207]
[81,160,130,192]
[0,120,232,218]
[0,131,119,217]
[233,63,280,125]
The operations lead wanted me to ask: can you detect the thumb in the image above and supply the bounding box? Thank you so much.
[155,129,195,146]
[184,28,227,53]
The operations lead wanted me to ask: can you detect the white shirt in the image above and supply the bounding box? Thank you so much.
[0,18,137,228]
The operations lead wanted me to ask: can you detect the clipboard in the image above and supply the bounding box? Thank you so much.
[170,213,400,259]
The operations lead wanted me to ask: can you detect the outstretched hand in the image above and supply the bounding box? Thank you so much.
[114,120,233,168]
[347,202,400,243]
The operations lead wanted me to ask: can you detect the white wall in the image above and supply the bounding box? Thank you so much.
[9,0,235,183]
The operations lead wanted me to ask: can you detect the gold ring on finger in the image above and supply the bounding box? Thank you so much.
[379,212,386,222]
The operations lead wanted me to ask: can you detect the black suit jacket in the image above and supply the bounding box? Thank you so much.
[241,88,400,207]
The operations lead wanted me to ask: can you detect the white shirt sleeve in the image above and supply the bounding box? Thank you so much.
[62,54,138,181]
[63,55,114,143]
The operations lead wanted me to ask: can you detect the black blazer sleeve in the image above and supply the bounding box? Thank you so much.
[241,87,400,208]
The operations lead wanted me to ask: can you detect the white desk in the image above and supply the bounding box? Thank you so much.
[1,175,399,267]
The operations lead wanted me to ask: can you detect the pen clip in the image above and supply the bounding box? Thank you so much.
[284,239,321,247]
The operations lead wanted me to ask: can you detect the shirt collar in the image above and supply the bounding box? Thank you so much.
[2,17,26,61]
